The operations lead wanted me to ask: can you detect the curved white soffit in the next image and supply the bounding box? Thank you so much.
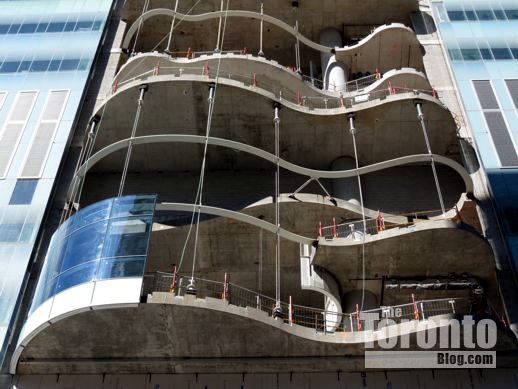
[122,9,411,54]
[155,202,314,245]
[76,134,474,193]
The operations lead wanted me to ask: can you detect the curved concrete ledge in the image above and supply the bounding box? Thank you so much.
[75,134,473,193]
[12,292,456,374]
[115,53,430,100]
[123,9,416,57]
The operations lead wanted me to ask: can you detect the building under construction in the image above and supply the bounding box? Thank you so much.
[3,0,518,387]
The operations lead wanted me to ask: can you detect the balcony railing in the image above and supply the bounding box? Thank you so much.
[142,272,461,333]
[111,62,435,111]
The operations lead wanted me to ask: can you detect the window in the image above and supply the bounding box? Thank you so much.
[465,10,477,20]
[19,23,37,33]
[505,10,518,19]
[9,179,38,204]
[448,10,466,21]
[448,49,463,61]
[461,48,481,60]
[59,59,79,71]
[505,79,518,109]
[480,48,493,60]
[511,48,518,60]
[0,61,19,73]
[35,22,48,33]
[30,60,50,72]
[491,48,512,60]
[493,9,507,20]
[64,21,77,32]
[46,22,65,33]
[75,21,93,31]
[475,10,495,20]
[0,224,23,242]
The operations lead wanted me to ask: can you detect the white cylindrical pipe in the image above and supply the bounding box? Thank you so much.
[331,156,361,206]
[319,28,347,92]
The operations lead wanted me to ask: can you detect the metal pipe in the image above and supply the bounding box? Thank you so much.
[258,3,264,56]
[165,0,179,53]
[215,0,224,52]
[118,85,147,197]
[273,102,281,306]
[415,100,446,215]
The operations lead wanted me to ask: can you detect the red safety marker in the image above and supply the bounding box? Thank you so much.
[319,221,323,237]
[297,91,301,105]
[154,61,160,76]
[340,96,344,108]
[253,73,257,87]
[112,80,118,94]
[333,217,337,238]
[388,81,393,95]
[289,296,293,325]
[432,87,437,98]
[204,62,209,76]
[375,68,380,80]
[412,293,420,320]
[187,47,191,59]
[242,47,247,55]
[223,272,229,300]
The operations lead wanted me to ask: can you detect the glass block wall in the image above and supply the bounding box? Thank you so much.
[431,0,518,265]
[0,0,113,363]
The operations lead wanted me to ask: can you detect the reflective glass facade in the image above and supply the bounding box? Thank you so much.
[0,0,112,362]
[432,0,518,264]
[30,195,156,314]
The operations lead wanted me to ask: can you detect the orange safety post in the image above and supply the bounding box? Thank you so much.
[412,293,420,320]
[356,304,362,331]
[187,47,191,59]
[154,61,160,76]
[297,91,301,105]
[204,62,209,76]
[112,80,118,94]
[170,266,178,294]
[319,221,323,237]
[377,209,385,231]
[242,47,247,55]
[432,87,437,98]
[252,73,257,87]
[289,296,293,325]
[388,81,393,95]
[340,95,344,108]
[375,68,380,80]
[333,217,337,238]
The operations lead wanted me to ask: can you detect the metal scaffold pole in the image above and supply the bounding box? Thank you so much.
[273,102,282,318]
[165,0,180,54]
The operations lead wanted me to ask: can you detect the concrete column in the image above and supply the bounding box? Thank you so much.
[331,156,361,206]
[319,28,347,93]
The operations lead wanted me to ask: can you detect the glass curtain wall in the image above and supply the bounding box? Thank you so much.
[0,0,113,363]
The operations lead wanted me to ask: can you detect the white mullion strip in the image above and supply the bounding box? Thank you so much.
[19,89,70,179]
[0,92,8,111]
[0,90,39,179]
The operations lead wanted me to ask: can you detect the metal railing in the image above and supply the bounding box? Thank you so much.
[112,60,435,110]
[142,272,461,334]
[319,206,458,240]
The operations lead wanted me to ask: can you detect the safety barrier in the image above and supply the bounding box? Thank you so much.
[111,61,435,111]
[142,272,462,334]
[319,206,455,240]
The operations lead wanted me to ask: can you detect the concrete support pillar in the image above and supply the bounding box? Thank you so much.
[331,156,361,206]
[319,28,347,93]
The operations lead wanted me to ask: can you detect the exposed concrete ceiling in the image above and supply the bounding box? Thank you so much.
[90,78,459,172]
[121,1,420,74]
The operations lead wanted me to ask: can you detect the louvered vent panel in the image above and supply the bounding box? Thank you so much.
[484,111,518,167]
[505,79,518,109]
[19,90,68,178]
[0,91,37,177]
[473,80,499,109]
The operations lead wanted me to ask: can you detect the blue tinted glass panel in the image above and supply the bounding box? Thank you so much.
[98,257,146,279]
[494,9,507,20]
[480,49,493,60]
[8,24,21,34]
[461,49,481,60]
[9,179,38,205]
[55,261,97,293]
[505,10,518,19]
[64,21,76,32]
[59,59,79,71]
[75,21,93,31]
[0,61,19,73]
[46,22,65,32]
[511,48,518,59]
[447,10,465,20]
[101,216,153,258]
[36,22,48,33]
[19,23,37,33]
[448,49,462,60]
[18,61,31,72]
[78,58,90,71]
[92,21,102,30]
[48,59,61,71]
[111,195,156,218]
[30,60,50,72]
[0,25,9,34]
[19,223,35,243]
[492,48,512,59]
[70,198,112,232]
[476,10,494,20]
[60,220,108,272]
[465,10,477,20]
